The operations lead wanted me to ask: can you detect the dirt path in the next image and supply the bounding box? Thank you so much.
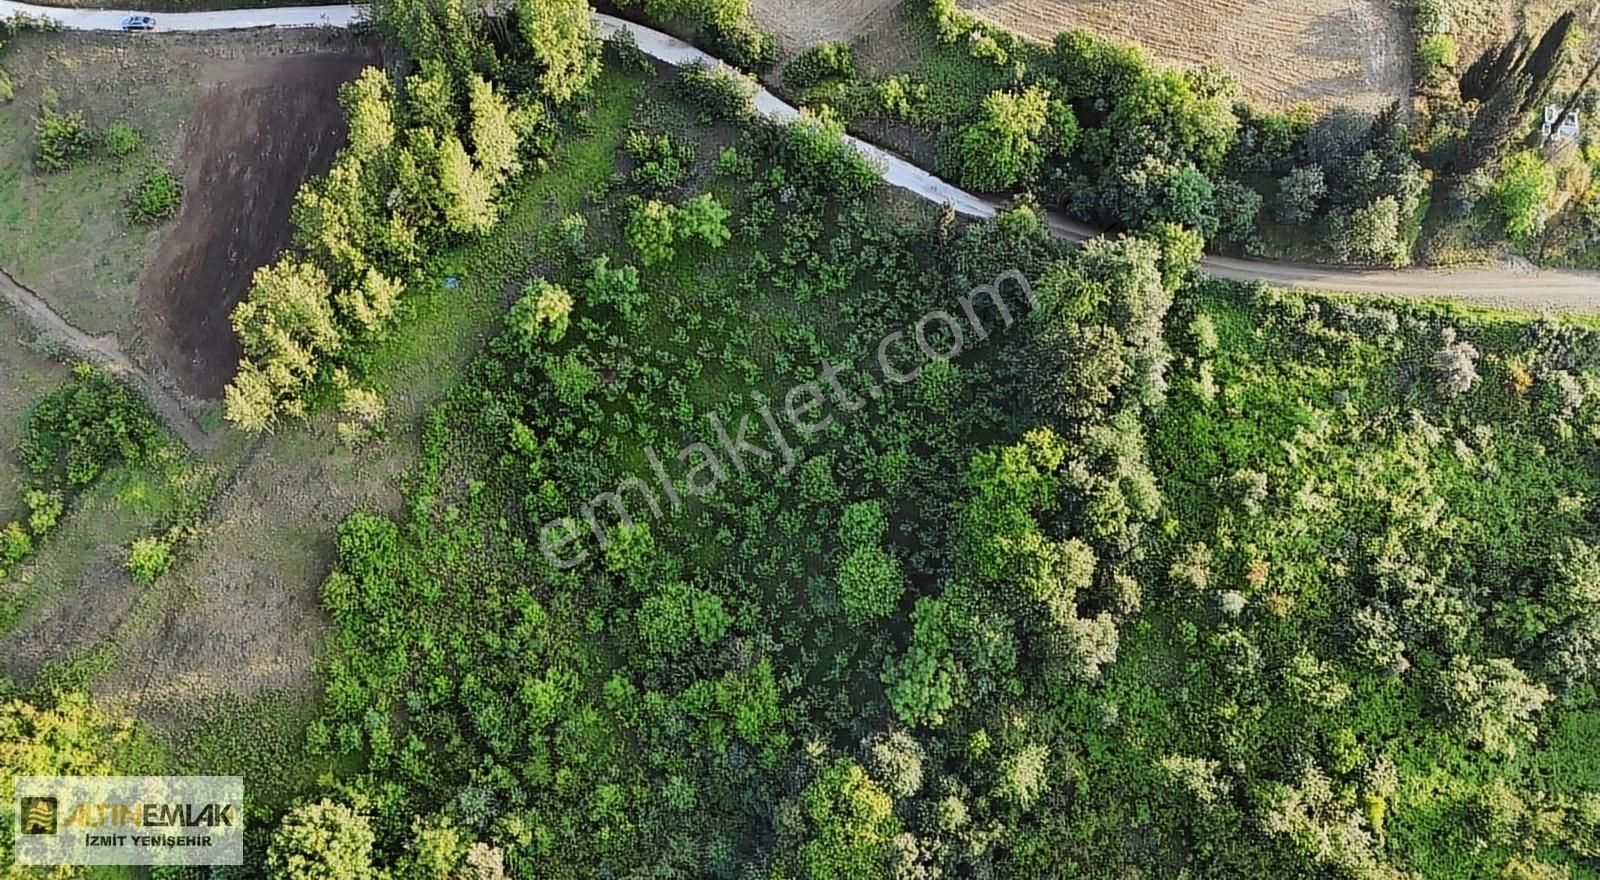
[0,269,212,451]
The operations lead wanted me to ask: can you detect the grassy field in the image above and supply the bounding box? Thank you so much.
[0,29,356,345]
[75,62,652,732]
[0,304,68,519]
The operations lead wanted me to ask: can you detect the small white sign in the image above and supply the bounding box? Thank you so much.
[13,776,244,866]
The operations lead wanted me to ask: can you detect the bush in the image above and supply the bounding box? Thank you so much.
[625,131,694,193]
[784,42,855,91]
[705,21,778,73]
[675,63,756,121]
[126,536,173,584]
[1491,150,1556,244]
[34,105,94,171]
[101,121,142,158]
[127,168,183,223]
[1417,35,1459,76]
[1331,196,1408,266]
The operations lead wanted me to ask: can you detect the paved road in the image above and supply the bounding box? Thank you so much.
[4,0,1599,309]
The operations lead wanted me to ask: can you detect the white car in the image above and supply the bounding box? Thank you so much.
[119,14,156,30]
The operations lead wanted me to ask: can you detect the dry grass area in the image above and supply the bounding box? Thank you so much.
[752,0,902,49]
[956,0,1411,111]
[90,424,412,728]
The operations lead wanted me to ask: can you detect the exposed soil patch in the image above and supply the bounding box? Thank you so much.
[138,50,373,400]
[752,0,902,50]
[958,0,1410,111]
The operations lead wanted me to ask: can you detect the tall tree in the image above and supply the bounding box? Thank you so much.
[515,0,601,105]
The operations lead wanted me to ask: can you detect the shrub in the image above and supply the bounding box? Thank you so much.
[126,536,173,584]
[627,199,680,266]
[34,105,94,171]
[1417,34,1458,75]
[1491,150,1556,244]
[1273,166,1327,225]
[675,63,756,121]
[705,21,778,73]
[126,168,183,223]
[101,121,141,158]
[784,42,855,91]
[625,131,694,193]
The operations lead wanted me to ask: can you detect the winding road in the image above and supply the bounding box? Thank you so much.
[2,0,1599,312]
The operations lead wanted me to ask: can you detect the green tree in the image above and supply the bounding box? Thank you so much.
[942,86,1067,192]
[226,258,341,429]
[837,546,905,624]
[438,133,497,235]
[678,193,732,248]
[792,759,901,880]
[515,0,601,105]
[628,199,680,266]
[1490,150,1556,244]
[467,75,521,186]
[1440,655,1552,755]
[1332,196,1407,267]
[2,691,129,873]
[267,800,376,880]
[341,67,397,161]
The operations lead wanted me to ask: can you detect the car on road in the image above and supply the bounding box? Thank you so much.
[119,14,156,30]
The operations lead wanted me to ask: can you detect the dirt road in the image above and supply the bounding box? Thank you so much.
[0,269,211,450]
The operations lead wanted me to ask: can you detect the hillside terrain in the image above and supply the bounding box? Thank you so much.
[0,2,1597,880]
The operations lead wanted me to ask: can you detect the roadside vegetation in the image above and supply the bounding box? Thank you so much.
[764,0,1600,271]
[0,0,1596,878]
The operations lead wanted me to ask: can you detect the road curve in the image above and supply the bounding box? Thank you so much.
[3,0,1599,309]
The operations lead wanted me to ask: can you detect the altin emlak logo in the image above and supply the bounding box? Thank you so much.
[21,797,58,835]
[57,801,239,829]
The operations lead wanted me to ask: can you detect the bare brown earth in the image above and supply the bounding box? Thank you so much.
[958,0,1410,111]
[138,49,373,400]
